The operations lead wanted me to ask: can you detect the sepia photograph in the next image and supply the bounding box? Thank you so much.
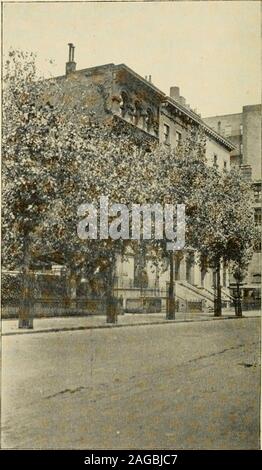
[1,0,261,454]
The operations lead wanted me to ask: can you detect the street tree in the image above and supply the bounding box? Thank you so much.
[2,49,157,326]
[144,124,208,319]
[2,50,67,328]
[190,166,258,316]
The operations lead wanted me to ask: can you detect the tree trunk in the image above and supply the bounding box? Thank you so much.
[233,290,239,317]
[69,272,77,312]
[235,282,243,317]
[18,238,33,329]
[214,259,222,317]
[106,256,117,324]
[166,253,175,320]
[64,269,78,313]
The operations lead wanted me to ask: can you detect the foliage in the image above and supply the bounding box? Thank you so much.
[1,273,22,304]
[2,50,257,322]
[190,165,258,270]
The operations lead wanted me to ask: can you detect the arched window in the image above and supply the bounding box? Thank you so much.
[174,253,183,281]
[134,100,142,126]
[146,108,153,132]
[134,251,148,289]
[119,91,129,118]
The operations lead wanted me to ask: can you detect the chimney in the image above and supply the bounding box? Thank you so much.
[66,43,76,75]
[179,96,186,107]
[148,75,152,83]
[170,86,180,101]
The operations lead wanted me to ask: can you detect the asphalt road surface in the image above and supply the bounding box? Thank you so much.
[1,317,260,449]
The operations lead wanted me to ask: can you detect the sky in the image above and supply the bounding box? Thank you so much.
[3,0,261,116]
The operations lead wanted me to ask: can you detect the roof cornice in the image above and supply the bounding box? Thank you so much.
[114,64,235,151]
[52,62,236,151]
[165,97,236,151]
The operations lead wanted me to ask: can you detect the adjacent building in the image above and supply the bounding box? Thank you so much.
[204,105,261,309]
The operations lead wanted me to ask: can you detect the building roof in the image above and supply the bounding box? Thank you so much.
[60,61,236,151]
[165,95,235,150]
[204,103,261,120]
[113,63,235,151]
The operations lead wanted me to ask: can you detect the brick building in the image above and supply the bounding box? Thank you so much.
[48,48,237,312]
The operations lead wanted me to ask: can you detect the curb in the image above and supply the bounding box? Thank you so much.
[1,314,255,337]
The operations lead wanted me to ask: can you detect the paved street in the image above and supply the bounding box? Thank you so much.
[1,318,260,449]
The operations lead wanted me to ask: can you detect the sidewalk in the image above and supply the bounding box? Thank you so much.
[2,310,260,336]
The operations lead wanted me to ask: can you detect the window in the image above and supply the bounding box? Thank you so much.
[240,124,243,135]
[254,209,262,226]
[201,269,206,287]
[223,266,227,287]
[213,154,218,167]
[120,91,129,118]
[176,131,182,148]
[254,186,261,202]
[225,125,232,137]
[164,124,170,144]
[134,101,141,126]
[134,252,148,289]
[240,143,243,154]
[200,255,207,287]
[223,161,227,170]
[186,254,194,284]
[254,240,262,253]
[146,108,153,132]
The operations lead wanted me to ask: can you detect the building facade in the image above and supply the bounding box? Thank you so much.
[48,52,237,312]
